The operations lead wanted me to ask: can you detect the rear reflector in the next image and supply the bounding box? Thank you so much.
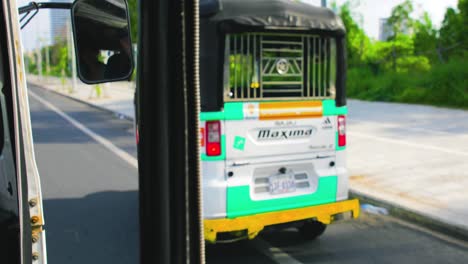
[338,115,346,147]
[206,121,221,156]
[135,125,139,145]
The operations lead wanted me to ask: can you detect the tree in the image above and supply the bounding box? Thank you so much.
[387,0,414,39]
[413,12,438,62]
[459,0,468,56]
[128,0,138,43]
[370,35,430,73]
[439,7,463,60]
[337,1,371,66]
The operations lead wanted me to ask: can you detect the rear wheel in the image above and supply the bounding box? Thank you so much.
[298,220,327,240]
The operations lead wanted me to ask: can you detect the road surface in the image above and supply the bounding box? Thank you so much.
[28,84,468,264]
[347,100,468,231]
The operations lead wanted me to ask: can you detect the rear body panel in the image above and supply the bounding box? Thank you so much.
[199,24,353,241]
[201,99,348,220]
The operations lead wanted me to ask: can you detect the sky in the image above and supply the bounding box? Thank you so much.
[305,0,459,39]
[18,0,460,51]
[18,0,67,51]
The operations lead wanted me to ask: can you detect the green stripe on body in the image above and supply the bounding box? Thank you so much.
[200,103,244,121]
[201,100,347,121]
[322,99,348,116]
[224,103,244,120]
[200,111,225,121]
[227,176,337,218]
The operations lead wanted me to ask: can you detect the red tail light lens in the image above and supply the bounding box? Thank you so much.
[338,115,346,147]
[206,121,221,156]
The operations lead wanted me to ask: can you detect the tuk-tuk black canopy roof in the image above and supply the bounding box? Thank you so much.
[199,0,347,111]
[200,0,346,35]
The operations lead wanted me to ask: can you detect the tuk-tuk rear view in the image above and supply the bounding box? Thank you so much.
[199,0,360,243]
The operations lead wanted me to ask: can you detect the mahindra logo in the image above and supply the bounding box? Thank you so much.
[257,128,314,141]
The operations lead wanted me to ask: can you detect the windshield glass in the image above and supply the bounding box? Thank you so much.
[14,0,468,263]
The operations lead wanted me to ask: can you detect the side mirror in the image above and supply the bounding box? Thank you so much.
[71,0,134,84]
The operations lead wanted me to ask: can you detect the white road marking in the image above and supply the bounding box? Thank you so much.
[252,238,304,264]
[28,90,138,169]
[351,120,468,137]
[349,131,468,157]
[385,215,468,250]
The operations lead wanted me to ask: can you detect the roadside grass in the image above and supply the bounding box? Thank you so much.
[347,59,468,109]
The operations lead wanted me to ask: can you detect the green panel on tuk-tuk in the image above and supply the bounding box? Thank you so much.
[200,100,347,121]
[322,99,348,116]
[199,102,244,121]
[224,102,244,120]
[226,176,337,218]
[200,111,225,121]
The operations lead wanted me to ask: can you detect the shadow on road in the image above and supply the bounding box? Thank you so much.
[206,240,273,264]
[43,191,139,264]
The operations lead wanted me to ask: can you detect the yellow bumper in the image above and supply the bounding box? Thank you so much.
[204,199,360,243]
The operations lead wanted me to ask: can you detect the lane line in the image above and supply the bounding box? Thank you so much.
[351,120,468,137]
[251,238,304,264]
[385,215,468,250]
[28,90,138,169]
[349,131,468,157]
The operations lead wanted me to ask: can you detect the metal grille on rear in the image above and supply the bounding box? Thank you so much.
[254,172,311,194]
[225,33,336,101]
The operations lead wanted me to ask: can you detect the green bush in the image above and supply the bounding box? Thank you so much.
[421,59,468,108]
[347,59,468,109]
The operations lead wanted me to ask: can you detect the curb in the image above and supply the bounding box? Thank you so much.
[30,81,135,122]
[350,189,468,242]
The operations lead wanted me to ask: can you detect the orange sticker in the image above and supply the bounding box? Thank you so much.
[259,101,323,120]
[200,127,205,147]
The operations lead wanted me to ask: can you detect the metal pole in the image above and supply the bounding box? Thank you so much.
[35,22,42,80]
[45,41,50,82]
[67,19,78,92]
[70,29,78,93]
[137,0,203,262]
[37,44,43,80]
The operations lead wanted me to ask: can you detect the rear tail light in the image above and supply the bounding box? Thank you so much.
[338,115,346,147]
[206,121,221,156]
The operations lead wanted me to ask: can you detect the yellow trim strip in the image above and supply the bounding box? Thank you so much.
[204,199,360,243]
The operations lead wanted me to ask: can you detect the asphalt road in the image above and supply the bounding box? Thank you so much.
[28,84,468,264]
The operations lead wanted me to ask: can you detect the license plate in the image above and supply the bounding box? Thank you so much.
[269,173,296,195]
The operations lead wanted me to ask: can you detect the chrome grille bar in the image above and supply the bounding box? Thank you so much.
[225,33,336,101]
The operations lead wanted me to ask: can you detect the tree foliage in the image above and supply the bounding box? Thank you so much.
[127,0,138,43]
[337,1,371,66]
[439,0,467,59]
[413,12,437,60]
[387,0,414,39]
[337,0,466,70]
[339,0,467,107]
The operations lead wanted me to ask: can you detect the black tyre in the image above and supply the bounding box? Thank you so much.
[298,220,327,240]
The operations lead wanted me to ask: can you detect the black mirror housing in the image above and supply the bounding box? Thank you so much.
[71,0,134,84]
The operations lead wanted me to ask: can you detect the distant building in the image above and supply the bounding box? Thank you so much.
[379,18,393,41]
[379,17,413,41]
[49,0,71,44]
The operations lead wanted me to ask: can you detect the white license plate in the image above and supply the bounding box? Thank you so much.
[269,173,296,195]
